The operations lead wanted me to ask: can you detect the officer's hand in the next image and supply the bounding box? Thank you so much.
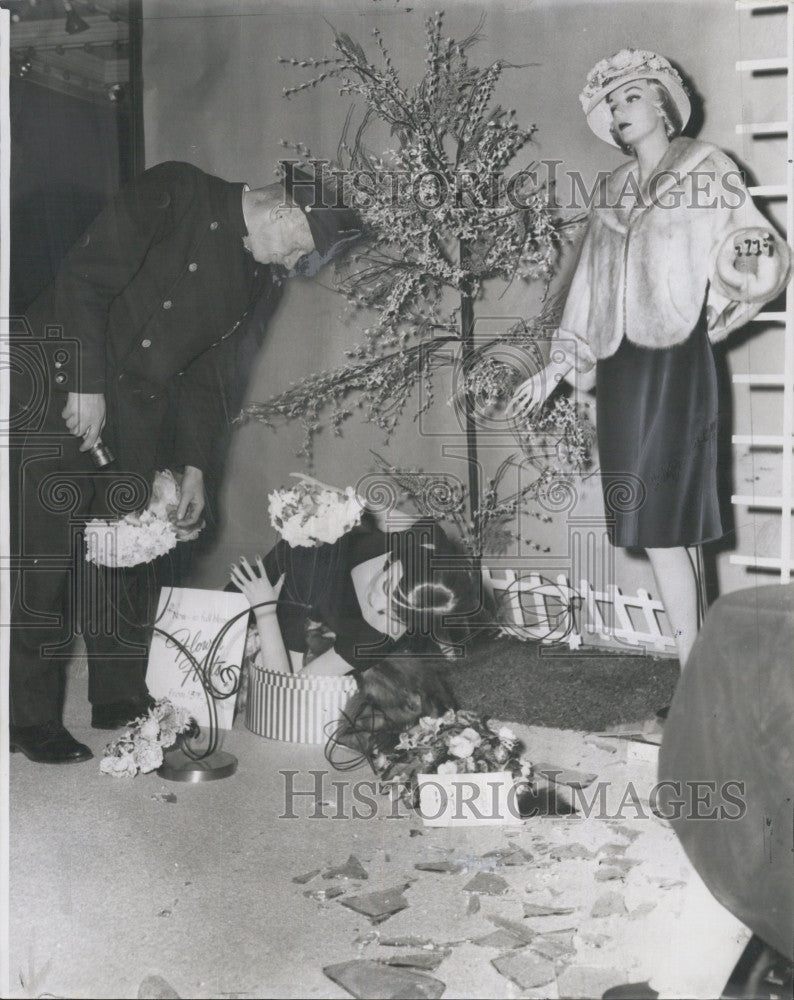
[177,466,205,527]
[61,393,106,451]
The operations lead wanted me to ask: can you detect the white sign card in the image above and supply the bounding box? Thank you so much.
[417,771,523,827]
[146,587,251,731]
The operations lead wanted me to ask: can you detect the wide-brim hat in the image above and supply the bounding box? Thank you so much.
[580,49,690,147]
[283,163,362,275]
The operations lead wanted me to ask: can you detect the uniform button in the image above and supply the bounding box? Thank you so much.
[163,300,172,310]
[54,361,62,369]
[54,373,66,384]
[118,372,125,381]
[210,221,219,231]
[188,262,198,272]
[141,339,152,349]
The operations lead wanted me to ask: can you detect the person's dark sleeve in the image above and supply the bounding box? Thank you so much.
[29,162,189,394]
[171,280,283,472]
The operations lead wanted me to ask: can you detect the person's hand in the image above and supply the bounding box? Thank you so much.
[176,466,205,527]
[230,555,284,614]
[61,392,106,451]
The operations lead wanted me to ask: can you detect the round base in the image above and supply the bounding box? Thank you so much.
[157,747,238,782]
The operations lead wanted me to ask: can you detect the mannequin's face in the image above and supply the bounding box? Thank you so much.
[350,554,407,638]
[606,79,666,147]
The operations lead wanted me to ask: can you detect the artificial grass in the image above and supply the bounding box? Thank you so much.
[449,636,680,731]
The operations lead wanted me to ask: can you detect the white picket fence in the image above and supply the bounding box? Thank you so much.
[484,567,677,655]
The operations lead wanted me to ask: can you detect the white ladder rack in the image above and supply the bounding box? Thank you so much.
[731,0,794,581]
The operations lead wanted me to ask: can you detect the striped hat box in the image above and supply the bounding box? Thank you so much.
[245,664,358,744]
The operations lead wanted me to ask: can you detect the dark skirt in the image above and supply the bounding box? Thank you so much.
[596,314,723,548]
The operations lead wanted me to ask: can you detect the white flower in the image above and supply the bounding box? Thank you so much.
[497,726,517,746]
[437,760,459,775]
[447,734,477,759]
[99,751,138,778]
[135,740,164,774]
[397,730,416,751]
[268,483,362,547]
[417,715,443,736]
[459,727,482,747]
[138,716,160,743]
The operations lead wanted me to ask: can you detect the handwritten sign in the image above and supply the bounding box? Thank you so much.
[146,587,251,731]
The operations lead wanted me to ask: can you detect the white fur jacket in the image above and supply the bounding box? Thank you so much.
[556,137,792,377]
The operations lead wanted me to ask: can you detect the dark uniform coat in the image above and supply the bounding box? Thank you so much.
[11,161,284,725]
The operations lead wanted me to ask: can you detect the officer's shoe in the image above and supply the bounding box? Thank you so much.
[91,696,155,731]
[10,721,94,764]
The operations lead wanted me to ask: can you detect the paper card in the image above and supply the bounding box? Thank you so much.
[146,587,251,731]
[417,771,523,827]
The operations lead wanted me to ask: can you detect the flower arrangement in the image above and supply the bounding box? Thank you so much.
[85,470,203,568]
[99,698,196,777]
[372,710,533,807]
[268,481,362,547]
[238,13,584,460]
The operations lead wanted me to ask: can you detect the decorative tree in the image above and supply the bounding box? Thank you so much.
[238,12,590,557]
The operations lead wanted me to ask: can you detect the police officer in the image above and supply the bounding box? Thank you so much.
[9,160,361,764]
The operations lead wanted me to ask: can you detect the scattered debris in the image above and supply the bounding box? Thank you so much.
[595,867,624,882]
[409,828,423,837]
[598,857,640,875]
[292,869,321,885]
[482,847,534,866]
[522,902,575,918]
[651,876,686,889]
[597,843,628,857]
[414,861,460,873]
[590,892,628,918]
[353,931,379,947]
[340,886,409,922]
[609,823,642,842]
[150,792,177,804]
[584,736,619,753]
[304,886,344,902]
[474,929,527,950]
[382,950,449,971]
[324,855,369,880]
[549,843,595,861]
[533,762,598,788]
[323,959,445,999]
[529,929,576,961]
[492,951,556,989]
[462,872,509,895]
[379,936,433,949]
[487,915,536,945]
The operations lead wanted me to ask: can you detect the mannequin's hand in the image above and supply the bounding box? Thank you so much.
[717,227,791,301]
[230,556,284,614]
[61,392,106,451]
[507,369,553,421]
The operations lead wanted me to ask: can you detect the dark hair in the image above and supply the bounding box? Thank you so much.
[327,657,457,762]
[609,80,683,155]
